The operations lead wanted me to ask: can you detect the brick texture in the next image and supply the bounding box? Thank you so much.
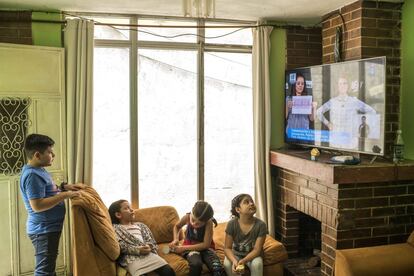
[274,168,414,276]
[286,26,322,69]
[321,0,402,155]
[0,11,32,45]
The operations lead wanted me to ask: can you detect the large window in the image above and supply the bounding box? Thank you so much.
[93,47,130,205]
[138,49,198,215]
[93,16,254,221]
[204,52,253,222]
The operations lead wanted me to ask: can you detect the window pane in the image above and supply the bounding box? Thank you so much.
[93,17,130,40]
[93,47,130,206]
[204,52,254,222]
[137,19,197,43]
[138,49,197,216]
[205,22,252,45]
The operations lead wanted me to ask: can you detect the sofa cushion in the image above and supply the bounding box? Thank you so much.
[133,206,179,244]
[335,243,414,276]
[408,230,414,247]
[213,222,288,265]
[157,243,190,276]
[212,223,226,261]
[71,184,120,261]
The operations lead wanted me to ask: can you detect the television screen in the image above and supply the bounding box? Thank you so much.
[284,56,386,155]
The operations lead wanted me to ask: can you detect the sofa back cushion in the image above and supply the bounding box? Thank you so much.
[134,206,179,244]
[408,230,414,247]
[212,222,226,261]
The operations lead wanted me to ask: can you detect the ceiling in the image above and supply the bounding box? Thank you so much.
[0,0,405,23]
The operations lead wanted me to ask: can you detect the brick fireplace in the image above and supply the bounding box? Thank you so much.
[271,150,414,276]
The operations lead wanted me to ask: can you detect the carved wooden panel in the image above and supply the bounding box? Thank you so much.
[0,97,31,175]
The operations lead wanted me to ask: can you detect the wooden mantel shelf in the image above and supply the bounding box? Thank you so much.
[270,149,414,184]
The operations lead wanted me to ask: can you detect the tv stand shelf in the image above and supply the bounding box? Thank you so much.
[270,149,414,184]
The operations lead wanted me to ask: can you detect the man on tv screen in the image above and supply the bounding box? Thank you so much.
[316,75,376,150]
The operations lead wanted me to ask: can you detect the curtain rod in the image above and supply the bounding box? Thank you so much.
[30,19,278,28]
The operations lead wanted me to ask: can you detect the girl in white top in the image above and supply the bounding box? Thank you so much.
[109,200,175,276]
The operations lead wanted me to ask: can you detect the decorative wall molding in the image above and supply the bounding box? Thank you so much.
[0,97,32,175]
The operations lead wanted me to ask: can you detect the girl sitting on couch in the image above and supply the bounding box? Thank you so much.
[169,201,225,276]
[223,194,267,276]
[109,199,175,276]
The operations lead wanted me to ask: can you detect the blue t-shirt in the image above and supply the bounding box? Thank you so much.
[19,164,65,234]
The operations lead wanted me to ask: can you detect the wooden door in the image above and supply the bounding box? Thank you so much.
[0,42,68,276]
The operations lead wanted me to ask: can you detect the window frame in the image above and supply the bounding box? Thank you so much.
[91,14,254,209]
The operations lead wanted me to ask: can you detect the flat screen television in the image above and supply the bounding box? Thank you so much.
[284,56,386,155]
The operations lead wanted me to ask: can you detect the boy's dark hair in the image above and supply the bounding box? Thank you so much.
[108,199,128,224]
[24,134,55,159]
[231,193,253,218]
[192,201,217,227]
[290,73,307,96]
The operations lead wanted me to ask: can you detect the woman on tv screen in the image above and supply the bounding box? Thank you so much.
[285,72,317,142]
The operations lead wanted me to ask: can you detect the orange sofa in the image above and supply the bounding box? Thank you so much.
[334,231,414,276]
[71,186,288,276]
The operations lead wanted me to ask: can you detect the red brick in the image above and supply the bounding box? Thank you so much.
[362,9,395,19]
[354,236,388,247]
[390,195,414,205]
[339,187,373,198]
[355,197,389,208]
[341,1,363,14]
[336,239,354,249]
[337,228,371,239]
[374,186,406,196]
[355,217,386,227]
[372,225,406,236]
[338,199,355,209]
[0,27,18,37]
[351,9,363,20]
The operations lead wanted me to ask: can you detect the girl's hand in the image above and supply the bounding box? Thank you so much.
[138,245,151,255]
[172,245,184,254]
[232,260,239,273]
[169,239,179,247]
[235,259,246,274]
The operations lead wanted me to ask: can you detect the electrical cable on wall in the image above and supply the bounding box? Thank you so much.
[334,26,342,62]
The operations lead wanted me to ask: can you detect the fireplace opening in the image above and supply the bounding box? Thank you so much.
[298,212,321,257]
[284,210,322,276]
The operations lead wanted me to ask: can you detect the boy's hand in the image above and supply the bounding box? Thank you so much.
[65,184,82,191]
[138,245,151,255]
[66,191,81,199]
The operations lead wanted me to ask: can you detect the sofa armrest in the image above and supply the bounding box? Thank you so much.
[262,235,288,265]
[72,206,103,275]
[335,243,414,276]
[408,230,414,247]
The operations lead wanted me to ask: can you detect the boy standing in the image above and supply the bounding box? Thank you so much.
[19,133,80,276]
